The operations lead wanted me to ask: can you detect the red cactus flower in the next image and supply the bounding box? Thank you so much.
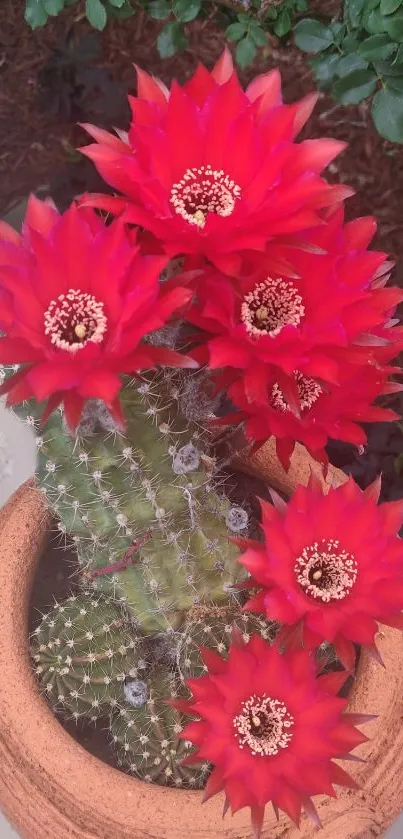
[239,475,403,670]
[186,206,403,386]
[173,634,370,835]
[228,363,401,469]
[0,196,195,429]
[79,51,352,274]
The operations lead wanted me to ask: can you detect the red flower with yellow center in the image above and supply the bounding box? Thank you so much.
[79,50,352,274]
[186,205,403,388]
[239,476,403,670]
[0,196,194,429]
[173,634,370,835]
[228,364,401,469]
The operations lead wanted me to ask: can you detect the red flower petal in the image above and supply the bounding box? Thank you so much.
[0,200,197,425]
[180,637,370,833]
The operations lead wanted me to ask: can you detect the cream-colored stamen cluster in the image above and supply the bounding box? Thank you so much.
[271,371,322,413]
[241,277,305,338]
[233,694,294,757]
[295,538,358,603]
[44,289,107,354]
[170,165,241,228]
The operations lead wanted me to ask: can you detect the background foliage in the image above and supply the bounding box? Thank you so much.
[23,0,403,142]
[295,0,403,142]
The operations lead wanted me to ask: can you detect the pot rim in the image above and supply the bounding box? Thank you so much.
[0,443,402,838]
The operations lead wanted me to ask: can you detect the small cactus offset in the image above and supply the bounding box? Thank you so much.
[22,375,248,633]
[177,606,277,681]
[31,593,148,721]
[110,673,208,789]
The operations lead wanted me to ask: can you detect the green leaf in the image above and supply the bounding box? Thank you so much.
[342,33,360,52]
[147,0,170,20]
[364,9,388,34]
[358,33,398,59]
[265,6,278,20]
[396,43,403,59]
[105,0,133,15]
[336,53,369,76]
[25,0,48,27]
[380,0,402,13]
[310,52,340,83]
[274,10,292,38]
[85,0,107,28]
[225,21,247,42]
[383,11,403,41]
[372,86,403,140]
[173,0,201,23]
[332,68,377,103]
[345,0,366,28]
[249,24,268,47]
[43,0,65,13]
[157,21,187,57]
[330,21,345,40]
[385,73,403,90]
[294,19,334,53]
[235,36,257,68]
[107,0,125,7]
[374,58,403,73]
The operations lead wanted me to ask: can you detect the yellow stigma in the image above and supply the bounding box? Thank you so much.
[193,209,206,226]
[252,715,261,727]
[255,306,268,321]
[74,324,87,340]
[312,569,323,581]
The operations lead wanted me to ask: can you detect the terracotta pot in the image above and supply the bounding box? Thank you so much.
[0,444,402,839]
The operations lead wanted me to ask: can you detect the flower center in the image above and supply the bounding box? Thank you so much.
[295,538,358,603]
[44,289,107,354]
[170,165,241,228]
[233,694,294,757]
[271,371,322,414]
[241,278,305,338]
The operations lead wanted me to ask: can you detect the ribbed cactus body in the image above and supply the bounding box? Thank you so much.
[31,593,147,720]
[22,376,246,632]
[110,673,208,788]
[177,606,277,681]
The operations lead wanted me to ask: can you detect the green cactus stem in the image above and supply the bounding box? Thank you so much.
[176,605,278,681]
[19,374,248,633]
[31,592,148,721]
[110,672,208,788]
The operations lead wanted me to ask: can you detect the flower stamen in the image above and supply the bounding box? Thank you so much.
[241,278,305,338]
[233,694,294,757]
[295,538,358,603]
[271,371,322,413]
[170,166,241,228]
[44,289,107,354]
